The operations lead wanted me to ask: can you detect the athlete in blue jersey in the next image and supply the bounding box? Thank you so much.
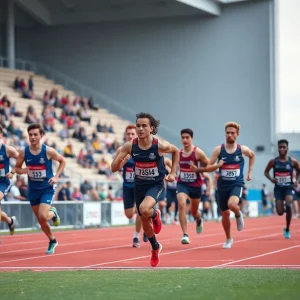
[111,112,179,267]
[15,123,66,254]
[208,122,255,248]
[112,124,143,248]
[0,125,18,235]
[264,139,300,239]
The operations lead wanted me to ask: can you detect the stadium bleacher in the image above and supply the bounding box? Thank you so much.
[0,67,127,182]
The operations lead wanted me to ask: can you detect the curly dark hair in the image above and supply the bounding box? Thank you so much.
[136,112,160,135]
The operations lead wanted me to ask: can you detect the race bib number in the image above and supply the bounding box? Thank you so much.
[125,172,135,181]
[180,171,197,181]
[0,164,5,177]
[275,172,291,185]
[221,164,240,179]
[28,165,46,179]
[135,162,159,178]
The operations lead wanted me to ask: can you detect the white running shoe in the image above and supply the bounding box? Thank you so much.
[181,235,190,244]
[223,238,233,249]
[236,212,244,231]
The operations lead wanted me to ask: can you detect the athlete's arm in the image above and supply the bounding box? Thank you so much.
[195,148,209,165]
[264,159,277,184]
[47,147,66,185]
[112,147,131,170]
[292,158,300,176]
[241,145,255,181]
[111,141,132,173]
[213,173,218,189]
[208,146,221,165]
[6,145,19,179]
[158,140,179,181]
[191,146,223,173]
[15,148,28,175]
[203,173,212,196]
[164,156,172,174]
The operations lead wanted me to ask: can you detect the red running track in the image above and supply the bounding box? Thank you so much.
[0,216,299,271]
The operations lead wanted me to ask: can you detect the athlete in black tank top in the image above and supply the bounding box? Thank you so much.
[207,122,255,249]
[264,139,300,239]
[111,112,179,267]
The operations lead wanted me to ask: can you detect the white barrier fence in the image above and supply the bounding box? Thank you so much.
[0,200,129,232]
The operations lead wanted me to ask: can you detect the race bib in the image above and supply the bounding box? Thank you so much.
[275,172,291,185]
[0,164,5,177]
[221,164,240,179]
[28,165,46,179]
[135,162,159,178]
[125,171,135,181]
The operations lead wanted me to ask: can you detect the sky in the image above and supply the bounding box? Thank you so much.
[278,0,300,133]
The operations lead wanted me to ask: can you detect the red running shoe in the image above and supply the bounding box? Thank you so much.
[151,243,163,267]
[152,209,162,234]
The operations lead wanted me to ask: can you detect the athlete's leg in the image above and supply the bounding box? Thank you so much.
[177,192,188,235]
[275,200,284,216]
[124,207,135,219]
[284,192,294,238]
[0,191,16,235]
[190,198,203,234]
[221,209,231,240]
[32,204,55,240]
[228,186,244,231]
[139,194,162,267]
[218,189,233,248]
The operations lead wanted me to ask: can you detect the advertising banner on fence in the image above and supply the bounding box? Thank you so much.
[111,202,129,226]
[83,202,101,226]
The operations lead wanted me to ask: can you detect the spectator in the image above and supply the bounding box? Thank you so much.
[72,185,83,201]
[80,179,92,201]
[92,136,103,154]
[57,182,72,201]
[59,124,70,140]
[88,96,99,111]
[6,179,26,201]
[28,75,34,92]
[96,121,103,133]
[108,124,114,133]
[13,76,21,90]
[64,143,75,158]
[83,149,95,168]
[97,158,112,176]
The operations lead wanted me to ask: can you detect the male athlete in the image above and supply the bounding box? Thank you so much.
[208,122,255,248]
[0,125,18,235]
[15,123,66,254]
[112,124,142,248]
[264,139,300,238]
[177,128,223,244]
[111,112,179,267]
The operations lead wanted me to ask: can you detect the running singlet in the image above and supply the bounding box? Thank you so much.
[131,138,166,186]
[123,157,135,188]
[217,144,244,188]
[273,157,293,188]
[177,147,202,187]
[25,144,54,190]
[0,143,10,184]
